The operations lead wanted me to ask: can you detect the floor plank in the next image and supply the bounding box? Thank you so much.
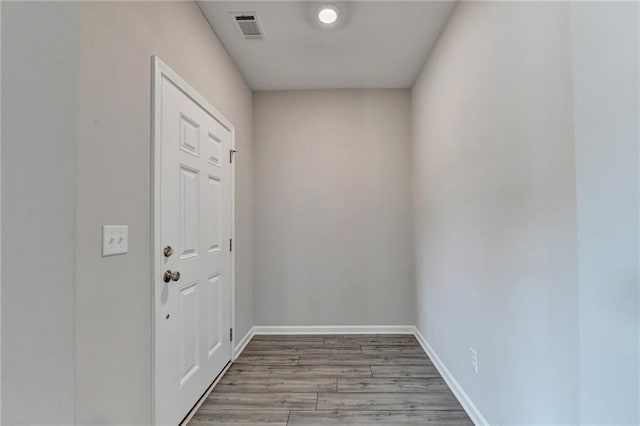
[323,336,419,346]
[287,410,474,425]
[361,345,427,356]
[233,355,300,365]
[371,365,442,378]
[247,337,325,346]
[242,346,361,356]
[202,392,317,410]
[215,377,336,392]
[251,334,337,340]
[226,365,372,378]
[298,355,431,366]
[189,409,289,425]
[316,392,461,411]
[338,377,448,393]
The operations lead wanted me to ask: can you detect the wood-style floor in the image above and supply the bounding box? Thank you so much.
[188,334,473,425]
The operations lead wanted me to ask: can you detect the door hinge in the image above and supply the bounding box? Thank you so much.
[230,328,233,341]
[229,149,236,164]
[229,238,233,252]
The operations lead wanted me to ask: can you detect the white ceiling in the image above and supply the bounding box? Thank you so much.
[198,1,456,90]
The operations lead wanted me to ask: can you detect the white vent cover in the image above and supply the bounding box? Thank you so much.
[230,13,264,40]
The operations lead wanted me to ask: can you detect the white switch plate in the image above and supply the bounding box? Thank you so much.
[102,225,128,256]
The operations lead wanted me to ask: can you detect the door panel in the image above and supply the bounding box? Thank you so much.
[179,165,199,260]
[179,281,200,386]
[207,176,221,252]
[155,65,232,425]
[208,274,222,356]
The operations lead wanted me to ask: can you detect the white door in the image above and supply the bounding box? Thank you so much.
[154,58,233,426]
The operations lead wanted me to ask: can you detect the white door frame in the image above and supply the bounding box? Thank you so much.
[150,56,236,425]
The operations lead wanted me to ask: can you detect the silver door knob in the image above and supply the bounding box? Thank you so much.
[163,245,174,257]
[163,270,180,283]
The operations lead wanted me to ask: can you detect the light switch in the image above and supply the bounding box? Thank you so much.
[102,225,128,256]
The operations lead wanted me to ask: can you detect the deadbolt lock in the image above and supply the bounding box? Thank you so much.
[163,245,174,257]
[163,270,181,283]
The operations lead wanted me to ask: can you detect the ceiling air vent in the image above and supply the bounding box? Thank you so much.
[231,13,264,40]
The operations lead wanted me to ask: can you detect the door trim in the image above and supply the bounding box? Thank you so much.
[150,56,236,425]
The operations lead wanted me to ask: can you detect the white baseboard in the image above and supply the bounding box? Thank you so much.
[233,326,255,360]
[252,325,415,335]
[413,327,488,426]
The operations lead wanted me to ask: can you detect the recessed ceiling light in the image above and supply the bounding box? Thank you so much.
[318,6,338,25]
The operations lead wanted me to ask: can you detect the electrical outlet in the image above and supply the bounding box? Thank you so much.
[102,225,128,256]
[470,347,478,373]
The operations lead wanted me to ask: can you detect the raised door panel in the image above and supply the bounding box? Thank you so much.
[208,133,221,167]
[179,281,200,387]
[179,113,200,157]
[208,274,222,358]
[207,176,221,253]
[178,165,200,260]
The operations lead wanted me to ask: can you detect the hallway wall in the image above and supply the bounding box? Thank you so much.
[253,89,414,326]
[412,2,579,423]
[412,1,639,424]
[1,2,80,424]
[570,2,640,423]
[74,2,253,424]
[2,2,253,423]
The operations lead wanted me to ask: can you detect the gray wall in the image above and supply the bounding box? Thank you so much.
[412,2,578,423]
[570,2,640,423]
[1,2,80,424]
[75,2,253,424]
[253,89,414,326]
[1,1,253,424]
[412,1,639,424]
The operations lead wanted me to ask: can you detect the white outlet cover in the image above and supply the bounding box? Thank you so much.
[102,225,128,256]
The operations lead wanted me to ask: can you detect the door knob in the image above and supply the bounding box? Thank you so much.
[163,245,174,257]
[163,270,181,283]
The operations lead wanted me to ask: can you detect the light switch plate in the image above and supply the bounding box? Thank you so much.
[102,225,128,256]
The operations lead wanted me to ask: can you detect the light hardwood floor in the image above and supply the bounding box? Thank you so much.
[188,334,472,425]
